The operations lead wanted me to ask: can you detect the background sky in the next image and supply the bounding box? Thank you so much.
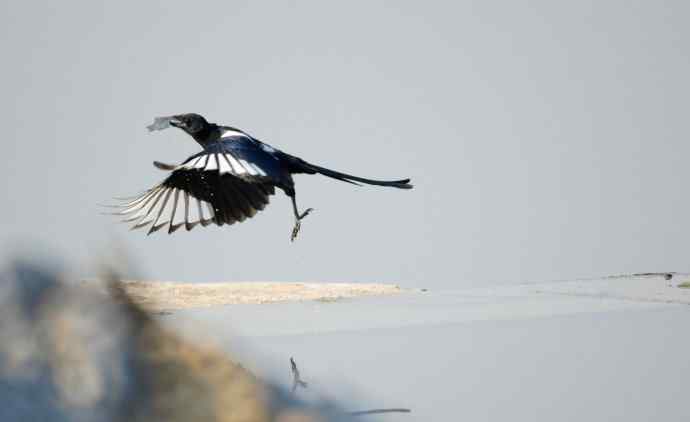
[1,1,688,288]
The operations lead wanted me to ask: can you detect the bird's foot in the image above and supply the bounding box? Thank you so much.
[290,208,314,242]
[291,220,301,242]
[298,208,314,220]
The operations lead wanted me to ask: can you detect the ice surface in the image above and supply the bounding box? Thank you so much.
[163,275,690,421]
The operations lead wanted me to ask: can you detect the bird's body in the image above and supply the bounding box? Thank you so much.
[113,114,412,240]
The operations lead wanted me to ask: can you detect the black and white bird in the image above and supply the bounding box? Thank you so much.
[290,357,308,393]
[111,113,412,241]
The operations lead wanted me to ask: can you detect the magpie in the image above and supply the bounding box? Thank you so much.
[112,113,412,241]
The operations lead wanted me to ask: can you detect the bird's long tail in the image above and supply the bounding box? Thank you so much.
[297,161,413,189]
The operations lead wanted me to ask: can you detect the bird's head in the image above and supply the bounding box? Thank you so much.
[169,113,210,135]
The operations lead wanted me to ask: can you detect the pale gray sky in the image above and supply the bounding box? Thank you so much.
[1,1,688,287]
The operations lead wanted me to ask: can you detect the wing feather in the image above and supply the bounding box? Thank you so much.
[114,169,272,235]
[113,139,284,235]
[148,188,174,234]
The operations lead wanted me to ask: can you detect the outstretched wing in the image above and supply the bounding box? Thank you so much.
[113,149,276,235]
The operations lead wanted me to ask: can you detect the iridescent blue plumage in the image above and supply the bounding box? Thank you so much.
[192,132,294,189]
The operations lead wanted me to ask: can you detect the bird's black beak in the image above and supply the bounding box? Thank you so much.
[169,116,184,129]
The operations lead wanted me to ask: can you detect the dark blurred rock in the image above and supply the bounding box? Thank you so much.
[0,259,352,422]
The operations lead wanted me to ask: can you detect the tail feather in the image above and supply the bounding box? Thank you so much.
[299,161,413,189]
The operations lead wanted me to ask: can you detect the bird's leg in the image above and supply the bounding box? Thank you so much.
[290,195,314,242]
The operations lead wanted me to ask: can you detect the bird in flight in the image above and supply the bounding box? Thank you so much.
[290,357,308,393]
[111,113,412,241]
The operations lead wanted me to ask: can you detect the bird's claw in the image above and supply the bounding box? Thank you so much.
[291,208,314,242]
[299,208,315,220]
[291,220,301,242]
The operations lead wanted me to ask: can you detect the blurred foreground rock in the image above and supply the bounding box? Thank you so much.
[0,259,349,422]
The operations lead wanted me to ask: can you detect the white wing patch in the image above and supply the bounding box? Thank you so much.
[185,156,202,169]
[115,186,217,234]
[169,189,187,231]
[120,187,161,217]
[198,198,210,223]
[131,189,167,228]
[195,155,209,169]
[178,151,269,178]
[149,188,175,232]
[223,153,245,174]
[205,154,219,171]
[218,154,233,174]
[187,195,201,226]
[220,129,246,139]
[206,202,216,221]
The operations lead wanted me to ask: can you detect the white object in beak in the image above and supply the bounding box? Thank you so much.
[146,116,176,132]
